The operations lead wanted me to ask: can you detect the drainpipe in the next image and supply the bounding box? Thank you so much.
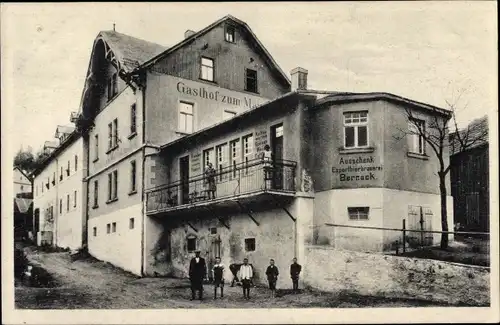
[84,133,90,247]
[140,79,147,276]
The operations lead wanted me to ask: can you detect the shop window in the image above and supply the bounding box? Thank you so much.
[200,57,214,82]
[245,69,258,93]
[408,118,426,154]
[225,25,235,43]
[245,238,256,252]
[348,207,369,220]
[187,237,197,252]
[179,101,194,133]
[343,111,368,148]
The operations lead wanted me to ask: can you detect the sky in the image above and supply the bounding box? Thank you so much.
[1,2,497,154]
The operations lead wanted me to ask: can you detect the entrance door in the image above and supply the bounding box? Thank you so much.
[179,156,190,204]
[270,123,284,189]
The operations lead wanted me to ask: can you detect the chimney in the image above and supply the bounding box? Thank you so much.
[184,29,196,39]
[290,67,308,91]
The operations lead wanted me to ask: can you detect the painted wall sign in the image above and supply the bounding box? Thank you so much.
[176,81,266,109]
[254,129,268,157]
[301,169,313,192]
[332,155,383,181]
[191,152,201,174]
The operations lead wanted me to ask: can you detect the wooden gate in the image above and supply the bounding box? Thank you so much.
[407,206,434,248]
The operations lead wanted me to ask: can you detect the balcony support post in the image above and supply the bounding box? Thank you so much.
[234,200,260,226]
[204,206,230,230]
[270,195,296,222]
[186,221,198,233]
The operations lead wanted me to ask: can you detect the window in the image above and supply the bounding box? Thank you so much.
[210,227,217,235]
[243,134,254,173]
[112,222,117,233]
[200,57,214,82]
[107,223,111,234]
[93,227,97,237]
[75,155,78,171]
[60,167,63,181]
[223,110,236,120]
[66,194,70,211]
[94,134,99,161]
[245,69,258,93]
[107,170,118,201]
[74,190,77,207]
[187,237,197,252]
[108,119,119,150]
[130,160,136,193]
[203,148,215,171]
[343,111,368,148]
[179,102,194,133]
[129,218,135,229]
[130,103,137,135]
[245,238,256,252]
[59,199,63,214]
[230,139,240,177]
[21,185,24,191]
[408,119,425,154]
[225,25,235,43]
[216,143,227,181]
[348,207,369,220]
[93,180,99,207]
[107,73,118,100]
[67,160,70,176]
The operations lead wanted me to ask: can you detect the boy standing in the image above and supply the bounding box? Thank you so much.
[239,258,253,300]
[266,259,279,298]
[212,257,224,299]
[290,257,302,293]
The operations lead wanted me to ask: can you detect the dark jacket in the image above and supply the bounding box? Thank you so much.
[290,263,302,278]
[189,257,207,280]
[266,265,279,281]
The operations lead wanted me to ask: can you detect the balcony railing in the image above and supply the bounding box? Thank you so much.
[146,158,297,214]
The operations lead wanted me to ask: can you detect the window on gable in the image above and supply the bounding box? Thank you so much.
[343,111,368,148]
[225,25,235,43]
[408,118,426,155]
[108,72,118,100]
[200,57,214,82]
[245,68,258,93]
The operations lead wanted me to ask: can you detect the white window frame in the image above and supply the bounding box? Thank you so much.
[225,25,235,43]
[242,134,254,174]
[408,118,426,155]
[343,111,369,149]
[179,101,194,134]
[347,207,370,220]
[216,143,228,181]
[203,148,215,171]
[230,139,240,177]
[200,57,214,82]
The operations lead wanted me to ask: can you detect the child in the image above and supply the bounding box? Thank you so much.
[290,257,302,293]
[239,258,253,300]
[266,259,279,298]
[212,257,224,299]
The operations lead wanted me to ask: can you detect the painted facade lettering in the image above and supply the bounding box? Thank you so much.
[332,155,383,182]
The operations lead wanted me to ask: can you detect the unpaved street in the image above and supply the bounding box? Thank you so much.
[15,247,457,309]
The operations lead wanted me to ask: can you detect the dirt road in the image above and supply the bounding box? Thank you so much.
[15,246,456,309]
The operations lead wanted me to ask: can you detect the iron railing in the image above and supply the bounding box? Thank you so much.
[146,158,297,214]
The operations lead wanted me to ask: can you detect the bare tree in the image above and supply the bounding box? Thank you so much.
[395,94,488,249]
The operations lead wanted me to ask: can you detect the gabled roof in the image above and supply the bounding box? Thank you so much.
[98,31,168,72]
[55,125,75,139]
[133,15,291,86]
[14,166,31,182]
[43,141,59,150]
[450,116,489,155]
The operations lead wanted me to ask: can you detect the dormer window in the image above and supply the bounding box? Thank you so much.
[225,25,235,43]
[107,72,118,101]
[245,68,258,93]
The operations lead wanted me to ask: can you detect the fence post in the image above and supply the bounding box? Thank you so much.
[419,211,424,247]
[402,219,406,254]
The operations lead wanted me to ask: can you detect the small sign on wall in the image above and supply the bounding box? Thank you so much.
[332,155,383,182]
[191,152,201,174]
[254,129,268,157]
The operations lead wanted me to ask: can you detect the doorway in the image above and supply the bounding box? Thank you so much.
[179,156,190,204]
[270,123,284,189]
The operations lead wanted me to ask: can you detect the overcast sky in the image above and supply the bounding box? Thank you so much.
[2,2,497,153]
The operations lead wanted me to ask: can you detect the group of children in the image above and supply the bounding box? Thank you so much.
[211,257,302,300]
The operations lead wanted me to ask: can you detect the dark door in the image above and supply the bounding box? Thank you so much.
[270,124,284,189]
[180,156,190,204]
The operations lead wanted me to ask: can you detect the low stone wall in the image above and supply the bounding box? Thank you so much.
[303,246,490,306]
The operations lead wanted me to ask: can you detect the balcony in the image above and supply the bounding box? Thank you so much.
[145,158,297,216]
